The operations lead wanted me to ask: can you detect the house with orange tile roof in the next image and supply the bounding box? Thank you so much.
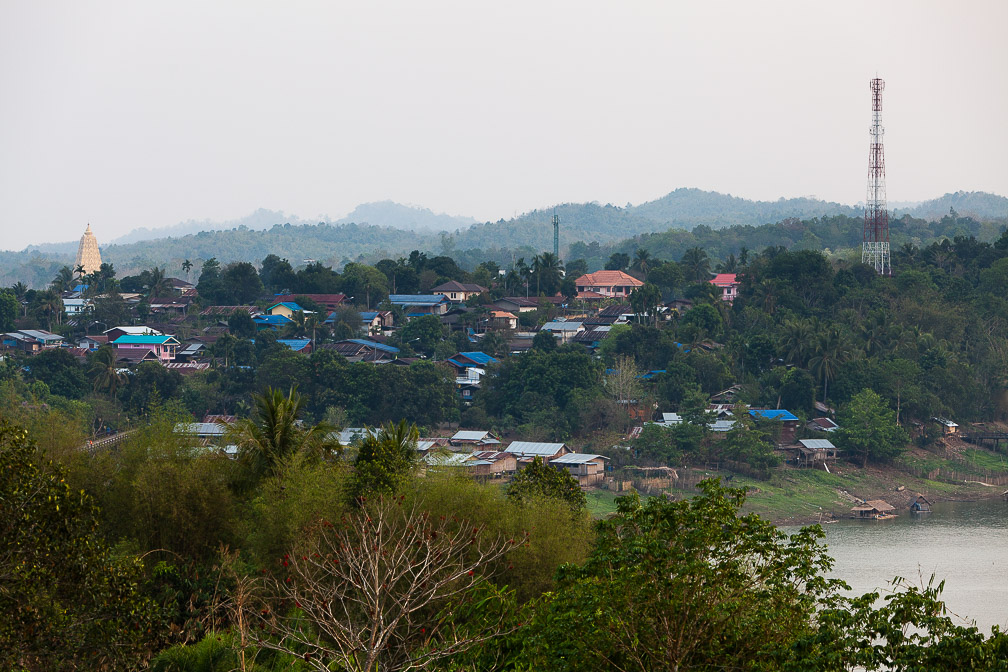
[574,271,643,299]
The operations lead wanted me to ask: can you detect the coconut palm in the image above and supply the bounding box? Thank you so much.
[52,266,74,292]
[632,248,652,281]
[809,327,853,404]
[532,252,564,295]
[227,386,340,480]
[147,266,172,298]
[35,289,64,329]
[681,247,711,284]
[182,259,193,282]
[88,346,125,398]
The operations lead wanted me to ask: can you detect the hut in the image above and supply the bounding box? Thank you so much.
[910,495,932,513]
[851,499,896,520]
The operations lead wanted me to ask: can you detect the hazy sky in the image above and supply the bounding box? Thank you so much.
[1,1,1006,251]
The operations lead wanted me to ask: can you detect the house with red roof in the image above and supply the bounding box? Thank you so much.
[710,273,741,303]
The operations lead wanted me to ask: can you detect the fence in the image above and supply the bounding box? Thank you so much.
[900,464,1008,488]
[607,466,736,496]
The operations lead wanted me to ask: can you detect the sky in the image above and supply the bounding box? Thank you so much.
[1,0,1006,251]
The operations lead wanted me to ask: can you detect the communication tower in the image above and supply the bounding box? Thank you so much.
[552,209,560,259]
[862,77,891,275]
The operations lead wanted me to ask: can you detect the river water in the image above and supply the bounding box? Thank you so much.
[799,499,1008,633]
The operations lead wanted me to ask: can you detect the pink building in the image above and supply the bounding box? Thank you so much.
[112,334,180,363]
[710,273,741,303]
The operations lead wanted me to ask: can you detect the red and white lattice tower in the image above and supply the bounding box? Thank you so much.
[862,77,891,275]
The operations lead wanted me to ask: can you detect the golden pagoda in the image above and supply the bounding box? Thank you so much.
[75,224,102,275]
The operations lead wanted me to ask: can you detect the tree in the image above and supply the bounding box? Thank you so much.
[0,420,157,670]
[396,315,444,357]
[0,291,19,332]
[835,388,908,467]
[526,481,842,672]
[603,354,643,429]
[531,252,563,296]
[228,308,257,339]
[259,496,519,672]
[25,347,87,399]
[631,248,651,280]
[505,456,586,512]
[680,246,711,283]
[809,327,854,404]
[628,282,661,325]
[222,261,265,304]
[228,386,340,482]
[181,258,193,282]
[348,420,419,501]
[605,252,630,271]
[531,330,557,352]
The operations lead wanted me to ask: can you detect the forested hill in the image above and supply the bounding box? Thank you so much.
[903,191,1008,221]
[4,189,1006,287]
[628,188,862,228]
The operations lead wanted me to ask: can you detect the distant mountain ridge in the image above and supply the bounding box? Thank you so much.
[5,189,1004,287]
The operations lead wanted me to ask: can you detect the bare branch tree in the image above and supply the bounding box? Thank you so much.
[258,495,523,672]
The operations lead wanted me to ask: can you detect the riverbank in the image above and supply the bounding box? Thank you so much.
[585,443,1008,525]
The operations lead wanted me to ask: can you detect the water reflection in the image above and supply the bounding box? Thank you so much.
[791,500,1008,632]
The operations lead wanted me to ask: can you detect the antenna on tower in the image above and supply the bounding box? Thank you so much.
[552,208,560,259]
[863,77,891,275]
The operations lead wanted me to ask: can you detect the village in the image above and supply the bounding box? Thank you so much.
[5,226,1008,524]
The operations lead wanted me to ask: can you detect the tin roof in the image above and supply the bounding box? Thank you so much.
[552,453,609,464]
[505,441,567,456]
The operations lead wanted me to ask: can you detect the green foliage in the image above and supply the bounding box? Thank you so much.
[228,386,340,483]
[836,388,909,467]
[506,456,587,512]
[0,419,157,671]
[348,420,419,502]
[151,630,309,672]
[24,347,87,399]
[525,480,842,671]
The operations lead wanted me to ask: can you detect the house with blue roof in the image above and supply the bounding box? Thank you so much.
[318,338,401,363]
[749,409,801,444]
[267,302,306,319]
[112,334,180,363]
[387,294,450,317]
[253,313,293,331]
[277,338,312,354]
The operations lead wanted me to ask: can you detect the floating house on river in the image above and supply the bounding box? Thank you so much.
[910,495,932,513]
[851,499,896,520]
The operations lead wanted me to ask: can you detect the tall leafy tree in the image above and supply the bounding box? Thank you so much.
[526,480,841,671]
[227,386,340,482]
[836,388,908,467]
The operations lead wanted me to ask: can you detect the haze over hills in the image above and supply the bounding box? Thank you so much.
[4,189,1005,288]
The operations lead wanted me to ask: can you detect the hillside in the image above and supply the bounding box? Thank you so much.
[4,189,1006,287]
[903,191,1008,221]
[628,188,861,228]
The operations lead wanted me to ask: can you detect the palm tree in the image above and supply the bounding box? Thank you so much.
[533,252,563,295]
[182,259,193,282]
[74,264,86,282]
[88,346,125,398]
[681,247,711,284]
[781,318,814,368]
[227,386,341,481]
[11,282,27,316]
[52,266,74,292]
[36,289,63,329]
[808,327,853,404]
[147,266,171,298]
[281,310,308,339]
[632,249,652,281]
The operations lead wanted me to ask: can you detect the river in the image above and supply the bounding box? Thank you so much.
[799,499,1008,633]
